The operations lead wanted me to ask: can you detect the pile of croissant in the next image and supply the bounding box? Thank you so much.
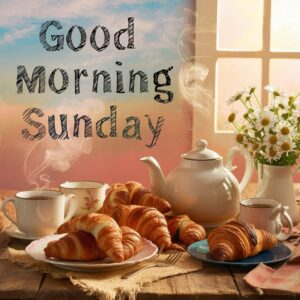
[44,181,206,262]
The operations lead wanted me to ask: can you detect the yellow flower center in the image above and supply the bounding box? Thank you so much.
[252,143,259,151]
[268,135,278,145]
[281,142,291,151]
[269,147,277,157]
[261,118,270,126]
[236,134,244,144]
[281,126,290,135]
[228,113,236,123]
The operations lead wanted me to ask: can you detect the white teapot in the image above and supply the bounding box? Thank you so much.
[141,139,254,227]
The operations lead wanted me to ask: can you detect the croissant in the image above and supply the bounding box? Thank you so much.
[101,181,171,214]
[100,183,129,215]
[45,226,144,261]
[125,181,171,213]
[121,226,144,260]
[207,221,277,261]
[109,204,183,251]
[44,231,105,261]
[57,213,124,262]
[167,215,206,245]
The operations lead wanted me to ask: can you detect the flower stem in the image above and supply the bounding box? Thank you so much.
[232,121,241,132]
[253,92,263,110]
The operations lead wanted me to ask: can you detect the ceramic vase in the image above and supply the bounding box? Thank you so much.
[256,164,299,225]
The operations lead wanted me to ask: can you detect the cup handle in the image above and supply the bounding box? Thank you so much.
[275,206,293,242]
[1,198,17,226]
[63,194,78,222]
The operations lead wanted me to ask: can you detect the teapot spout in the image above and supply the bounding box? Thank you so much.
[140,156,168,198]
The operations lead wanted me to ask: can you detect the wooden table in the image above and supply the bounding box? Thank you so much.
[0,185,299,300]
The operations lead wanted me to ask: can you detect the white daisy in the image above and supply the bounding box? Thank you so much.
[275,120,296,140]
[236,139,251,156]
[241,92,251,102]
[264,85,280,97]
[265,145,282,163]
[249,85,257,94]
[264,85,274,93]
[247,128,257,139]
[227,96,237,105]
[294,98,300,110]
[228,108,239,123]
[241,85,256,95]
[235,133,245,145]
[256,108,277,130]
[264,132,279,147]
[280,91,289,98]
[226,92,242,105]
[279,139,295,153]
[225,108,239,128]
[252,108,261,122]
[249,141,260,157]
[275,95,289,111]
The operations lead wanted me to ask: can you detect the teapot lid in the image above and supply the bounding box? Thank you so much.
[182,139,220,161]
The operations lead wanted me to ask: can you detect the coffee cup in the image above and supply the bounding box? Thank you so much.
[239,198,293,241]
[1,190,77,236]
[59,181,109,217]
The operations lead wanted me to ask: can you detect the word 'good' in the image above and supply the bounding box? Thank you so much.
[40,18,134,52]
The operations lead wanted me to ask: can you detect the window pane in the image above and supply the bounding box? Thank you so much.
[269,59,300,92]
[271,0,300,52]
[217,0,263,51]
[215,58,262,132]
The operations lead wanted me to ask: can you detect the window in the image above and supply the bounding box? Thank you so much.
[193,0,300,157]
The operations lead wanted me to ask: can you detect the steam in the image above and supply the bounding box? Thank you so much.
[24,98,103,189]
[178,63,211,110]
[178,8,212,112]
[24,139,92,189]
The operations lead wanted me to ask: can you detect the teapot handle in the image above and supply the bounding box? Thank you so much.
[225,147,254,192]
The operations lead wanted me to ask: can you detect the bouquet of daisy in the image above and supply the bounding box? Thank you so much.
[227,85,300,166]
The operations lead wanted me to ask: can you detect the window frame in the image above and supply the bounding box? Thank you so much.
[193,0,300,155]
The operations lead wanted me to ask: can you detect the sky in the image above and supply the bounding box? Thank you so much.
[0,0,193,189]
[0,0,188,107]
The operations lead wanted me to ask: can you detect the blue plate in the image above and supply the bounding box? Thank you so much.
[188,240,291,266]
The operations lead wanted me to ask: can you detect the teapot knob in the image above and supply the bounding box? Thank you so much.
[196,139,208,150]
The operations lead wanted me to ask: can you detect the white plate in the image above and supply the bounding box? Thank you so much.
[5,224,47,241]
[25,234,158,272]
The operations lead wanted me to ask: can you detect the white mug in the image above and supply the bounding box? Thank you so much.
[239,198,293,242]
[59,181,109,217]
[1,190,77,236]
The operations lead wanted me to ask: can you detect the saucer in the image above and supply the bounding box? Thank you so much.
[5,224,47,241]
[188,240,291,267]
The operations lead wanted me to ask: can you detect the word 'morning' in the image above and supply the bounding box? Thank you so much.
[16,64,174,104]
[22,106,165,148]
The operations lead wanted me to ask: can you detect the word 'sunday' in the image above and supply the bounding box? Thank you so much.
[18,18,175,148]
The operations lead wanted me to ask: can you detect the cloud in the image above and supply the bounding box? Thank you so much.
[0,0,103,27]
[0,25,35,45]
[0,0,165,27]
[0,1,184,50]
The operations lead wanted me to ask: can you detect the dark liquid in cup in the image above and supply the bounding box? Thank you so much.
[27,196,53,200]
[247,204,274,208]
